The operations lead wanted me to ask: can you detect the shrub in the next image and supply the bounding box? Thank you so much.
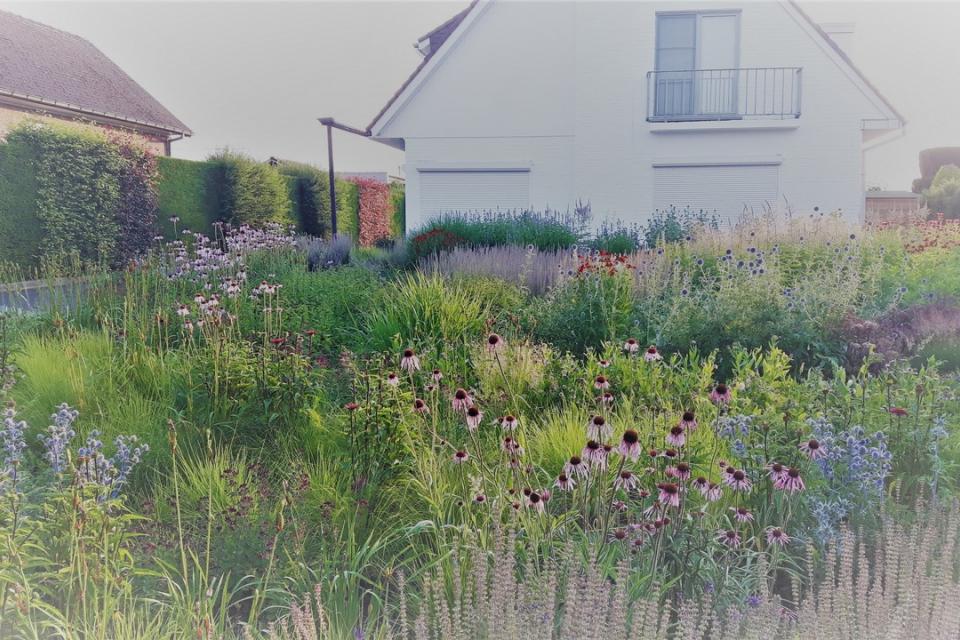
[409,227,467,262]
[0,138,41,269]
[209,150,292,226]
[8,122,123,267]
[390,182,405,238]
[276,161,331,237]
[924,164,960,218]
[112,134,159,266]
[641,204,719,247]
[301,234,352,271]
[410,208,586,256]
[335,179,360,240]
[349,176,392,247]
[156,156,220,236]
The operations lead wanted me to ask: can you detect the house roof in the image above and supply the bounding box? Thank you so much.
[0,10,191,135]
[369,0,905,136]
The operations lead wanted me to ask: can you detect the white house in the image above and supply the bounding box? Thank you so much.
[367,0,904,231]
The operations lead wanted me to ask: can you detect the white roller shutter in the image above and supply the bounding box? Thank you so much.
[420,170,530,216]
[653,164,780,224]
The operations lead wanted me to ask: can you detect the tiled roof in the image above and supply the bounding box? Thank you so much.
[0,9,191,135]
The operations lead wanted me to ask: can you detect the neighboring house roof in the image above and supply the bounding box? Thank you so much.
[0,9,191,135]
[369,0,904,136]
[866,190,921,199]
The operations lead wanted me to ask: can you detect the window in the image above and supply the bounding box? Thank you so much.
[654,12,740,118]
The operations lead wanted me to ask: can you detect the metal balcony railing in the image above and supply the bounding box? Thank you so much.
[647,67,802,122]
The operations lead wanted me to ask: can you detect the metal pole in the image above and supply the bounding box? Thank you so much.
[326,123,338,237]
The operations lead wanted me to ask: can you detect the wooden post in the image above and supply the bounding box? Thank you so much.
[325,123,338,237]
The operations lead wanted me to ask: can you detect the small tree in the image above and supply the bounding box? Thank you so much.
[923,164,960,218]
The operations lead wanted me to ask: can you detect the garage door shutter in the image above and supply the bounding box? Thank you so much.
[420,170,530,217]
[653,164,780,224]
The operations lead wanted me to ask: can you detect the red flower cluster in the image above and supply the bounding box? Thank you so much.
[875,214,960,254]
[575,251,637,276]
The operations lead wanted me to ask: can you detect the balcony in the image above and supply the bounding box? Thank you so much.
[647,67,802,123]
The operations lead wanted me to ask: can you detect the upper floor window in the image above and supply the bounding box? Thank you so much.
[654,11,741,119]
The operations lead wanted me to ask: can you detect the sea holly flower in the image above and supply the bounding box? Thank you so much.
[1,404,28,489]
[38,403,79,474]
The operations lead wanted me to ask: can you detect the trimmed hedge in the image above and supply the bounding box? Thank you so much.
[390,182,406,238]
[209,150,293,227]
[156,157,220,236]
[0,140,41,268]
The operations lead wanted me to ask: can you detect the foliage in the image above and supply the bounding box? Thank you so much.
[641,205,720,247]
[350,177,393,247]
[209,150,293,227]
[923,163,960,218]
[0,138,41,269]
[8,122,123,267]
[277,161,332,237]
[156,156,221,237]
[112,134,160,265]
[390,182,406,238]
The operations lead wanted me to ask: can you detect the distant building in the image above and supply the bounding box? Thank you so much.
[865,190,922,223]
[0,10,191,155]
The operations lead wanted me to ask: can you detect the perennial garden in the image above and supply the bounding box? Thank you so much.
[1,208,959,639]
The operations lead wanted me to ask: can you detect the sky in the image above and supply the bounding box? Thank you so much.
[2,0,959,191]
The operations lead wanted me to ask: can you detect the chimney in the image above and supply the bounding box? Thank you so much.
[819,22,856,58]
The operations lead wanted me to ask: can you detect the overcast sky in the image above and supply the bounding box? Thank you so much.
[3,0,959,190]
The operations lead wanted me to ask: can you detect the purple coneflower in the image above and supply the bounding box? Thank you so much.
[344,402,359,411]
[527,491,545,513]
[657,482,681,508]
[500,415,519,431]
[594,375,610,391]
[644,345,662,362]
[623,338,640,354]
[766,527,791,547]
[731,506,753,522]
[176,303,190,317]
[709,383,732,405]
[465,407,483,432]
[555,473,575,491]
[501,436,522,455]
[767,462,787,482]
[723,468,752,492]
[614,470,638,491]
[587,415,611,439]
[565,455,588,478]
[452,450,469,464]
[386,373,400,387]
[692,476,708,493]
[400,348,421,373]
[704,482,722,502]
[451,388,473,412]
[717,529,741,548]
[486,333,504,353]
[599,391,615,405]
[668,462,691,481]
[582,440,607,469]
[431,369,443,382]
[474,494,486,504]
[799,438,826,460]
[412,398,429,414]
[775,467,805,493]
[680,410,698,432]
[666,425,686,447]
[618,429,641,461]
[598,359,611,368]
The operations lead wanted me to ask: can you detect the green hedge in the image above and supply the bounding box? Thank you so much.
[0,140,41,269]
[156,157,220,236]
[390,182,406,238]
